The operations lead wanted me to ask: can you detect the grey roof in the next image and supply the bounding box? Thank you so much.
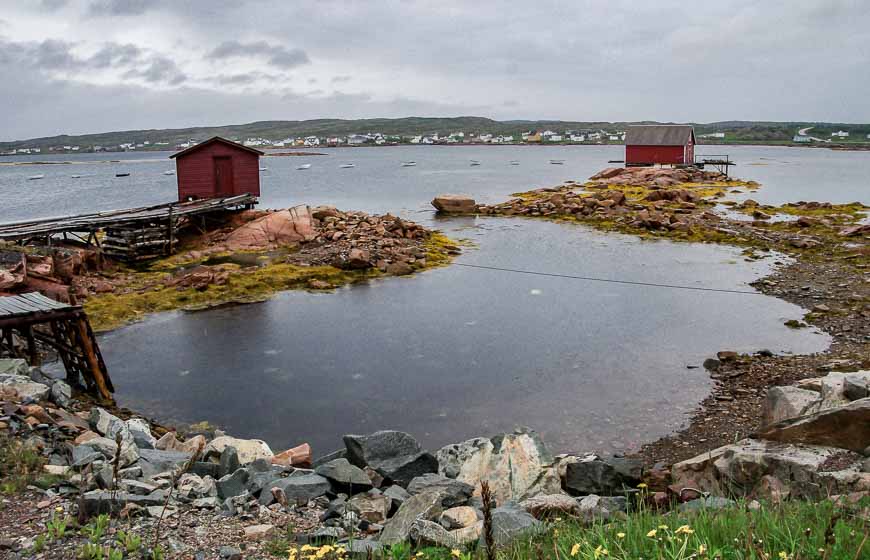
[0,292,73,318]
[625,125,694,146]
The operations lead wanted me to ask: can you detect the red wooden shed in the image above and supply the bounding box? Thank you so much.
[624,125,695,167]
[170,137,264,201]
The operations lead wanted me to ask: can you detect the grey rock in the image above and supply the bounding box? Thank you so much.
[407,473,473,507]
[138,449,191,479]
[190,461,220,478]
[343,430,437,487]
[315,458,373,493]
[258,473,330,506]
[702,358,721,371]
[483,504,541,548]
[345,539,383,556]
[383,484,410,514]
[564,456,642,496]
[192,497,220,509]
[379,489,447,546]
[520,494,581,520]
[679,496,736,512]
[126,418,157,449]
[320,496,347,521]
[307,527,347,542]
[72,448,104,468]
[348,490,391,524]
[312,448,346,468]
[844,374,870,401]
[219,546,242,560]
[0,358,28,376]
[122,480,158,496]
[577,495,627,522]
[411,519,482,548]
[95,464,115,490]
[50,380,72,407]
[247,468,284,495]
[218,446,240,478]
[217,469,250,500]
[0,373,50,401]
[81,490,167,516]
[761,386,821,427]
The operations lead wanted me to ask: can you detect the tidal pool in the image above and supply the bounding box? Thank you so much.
[99,217,829,456]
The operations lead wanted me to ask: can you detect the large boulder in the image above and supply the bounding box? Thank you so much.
[563,455,642,496]
[520,494,581,520]
[315,458,373,494]
[0,373,49,401]
[379,489,446,545]
[761,386,821,427]
[436,428,561,505]
[672,438,868,499]
[481,504,540,548]
[205,436,273,465]
[224,206,317,251]
[407,473,473,507]
[410,519,482,548]
[755,398,870,453]
[343,430,437,487]
[137,449,191,478]
[431,194,477,214]
[258,473,330,506]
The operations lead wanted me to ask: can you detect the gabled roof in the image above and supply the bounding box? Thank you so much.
[625,125,695,146]
[169,136,265,159]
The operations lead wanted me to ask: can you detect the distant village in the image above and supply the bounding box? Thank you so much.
[3,129,631,155]
[4,126,870,156]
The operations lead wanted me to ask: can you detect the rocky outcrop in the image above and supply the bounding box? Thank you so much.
[436,428,561,505]
[756,398,870,453]
[672,438,868,500]
[224,206,317,250]
[431,194,477,213]
[563,455,642,496]
[205,436,274,465]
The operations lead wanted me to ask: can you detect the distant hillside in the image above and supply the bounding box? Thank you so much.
[2,117,870,153]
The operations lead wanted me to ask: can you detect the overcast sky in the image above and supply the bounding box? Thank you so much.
[2,0,868,141]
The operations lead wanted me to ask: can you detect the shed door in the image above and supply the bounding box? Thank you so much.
[213,157,234,195]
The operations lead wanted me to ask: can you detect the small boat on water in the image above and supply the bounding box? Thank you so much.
[401,161,417,167]
[163,170,175,176]
[339,163,355,169]
[115,173,130,177]
[549,159,565,165]
[259,167,268,171]
[510,160,520,165]
[71,174,82,179]
[28,174,45,180]
[470,160,481,166]
[296,163,312,170]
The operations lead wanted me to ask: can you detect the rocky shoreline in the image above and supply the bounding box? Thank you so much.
[0,166,868,557]
[0,357,867,558]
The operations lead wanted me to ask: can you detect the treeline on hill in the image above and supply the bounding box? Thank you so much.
[3,117,870,151]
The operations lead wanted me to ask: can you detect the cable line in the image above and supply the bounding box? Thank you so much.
[454,263,764,295]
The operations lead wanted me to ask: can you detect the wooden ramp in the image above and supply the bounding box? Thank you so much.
[0,292,113,402]
[0,193,257,261]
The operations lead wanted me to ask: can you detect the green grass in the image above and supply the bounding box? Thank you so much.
[0,436,46,494]
[332,499,869,560]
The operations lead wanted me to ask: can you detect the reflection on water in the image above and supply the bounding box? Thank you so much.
[100,218,829,455]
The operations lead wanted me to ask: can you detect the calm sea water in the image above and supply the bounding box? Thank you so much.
[4,145,861,455]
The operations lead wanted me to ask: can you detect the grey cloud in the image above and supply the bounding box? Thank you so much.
[88,0,149,16]
[88,43,143,68]
[123,56,187,85]
[212,71,286,85]
[208,40,310,69]
[331,75,351,83]
[39,0,68,9]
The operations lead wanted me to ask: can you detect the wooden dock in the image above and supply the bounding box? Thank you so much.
[0,193,256,261]
[0,292,113,402]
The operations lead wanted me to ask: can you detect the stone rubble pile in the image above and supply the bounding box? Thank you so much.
[4,354,868,553]
[588,166,733,188]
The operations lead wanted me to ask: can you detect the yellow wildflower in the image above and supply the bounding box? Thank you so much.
[617,532,626,539]
[571,543,581,557]
[594,545,608,558]
[451,549,462,558]
[637,483,648,489]
[675,525,694,535]
[699,544,707,554]
[647,529,657,538]
[415,554,424,558]
[55,506,64,513]
[658,524,669,530]
[778,553,788,560]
